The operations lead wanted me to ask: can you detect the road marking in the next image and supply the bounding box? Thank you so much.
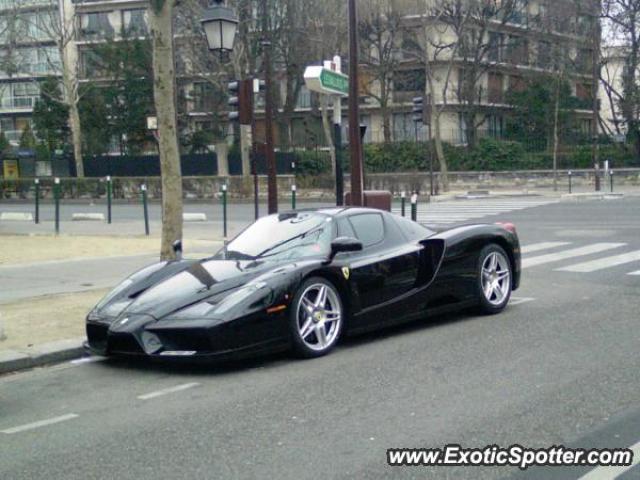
[1,414,79,434]
[557,250,640,273]
[629,271,640,276]
[522,243,626,268]
[578,439,640,480]
[521,242,572,254]
[137,382,200,400]
[509,297,535,306]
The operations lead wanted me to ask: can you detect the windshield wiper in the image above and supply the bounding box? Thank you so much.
[223,250,256,261]
[257,227,322,258]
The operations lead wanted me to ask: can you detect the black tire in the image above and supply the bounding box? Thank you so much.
[290,276,344,358]
[476,243,512,315]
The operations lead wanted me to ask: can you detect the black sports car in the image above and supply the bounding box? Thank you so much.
[86,208,521,359]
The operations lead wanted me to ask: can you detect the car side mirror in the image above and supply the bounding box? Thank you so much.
[172,240,183,261]
[327,236,363,263]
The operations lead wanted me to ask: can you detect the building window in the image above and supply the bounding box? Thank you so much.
[122,9,147,36]
[457,114,467,145]
[79,12,114,40]
[487,115,504,138]
[488,32,504,62]
[296,85,312,109]
[537,41,551,69]
[192,82,215,112]
[506,35,528,65]
[81,49,108,78]
[576,49,593,74]
[394,70,425,93]
[393,112,419,141]
[509,75,526,93]
[488,72,504,103]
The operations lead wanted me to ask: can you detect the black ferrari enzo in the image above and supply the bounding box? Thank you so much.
[86,207,521,359]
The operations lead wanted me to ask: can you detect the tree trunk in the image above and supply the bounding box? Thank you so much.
[433,113,449,192]
[149,0,183,261]
[426,71,449,192]
[68,96,84,178]
[61,63,84,177]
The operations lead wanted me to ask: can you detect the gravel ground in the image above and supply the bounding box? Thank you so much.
[0,289,109,350]
[0,235,219,266]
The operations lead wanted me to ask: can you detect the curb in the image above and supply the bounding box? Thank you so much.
[561,192,625,201]
[0,337,86,375]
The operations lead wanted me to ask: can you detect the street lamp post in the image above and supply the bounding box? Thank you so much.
[261,0,278,214]
[347,0,364,206]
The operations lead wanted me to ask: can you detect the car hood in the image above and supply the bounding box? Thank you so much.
[120,258,288,320]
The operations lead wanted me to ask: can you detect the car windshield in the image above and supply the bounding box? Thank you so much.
[216,212,334,261]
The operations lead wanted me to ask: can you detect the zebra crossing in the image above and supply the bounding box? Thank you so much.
[392,197,560,225]
[522,241,640,276]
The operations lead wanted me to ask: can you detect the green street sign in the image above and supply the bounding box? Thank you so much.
[304,66,349,96]
[320,69,348,95]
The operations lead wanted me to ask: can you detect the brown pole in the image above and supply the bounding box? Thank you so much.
[347,0,363,206]
[591,2,600,183]
[263,0,278,214]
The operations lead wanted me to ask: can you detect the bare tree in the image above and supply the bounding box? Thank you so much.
[22,0,87,177]
[602,0,640,158]
[149,0,183,261]
[411,0,473,191]
[359,0,404,143]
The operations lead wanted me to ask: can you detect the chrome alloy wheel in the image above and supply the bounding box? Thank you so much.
[481,251,511,306]
[296,283,342,352]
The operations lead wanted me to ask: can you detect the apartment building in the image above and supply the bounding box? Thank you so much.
[0,0,63,145]
[355,0,600,145]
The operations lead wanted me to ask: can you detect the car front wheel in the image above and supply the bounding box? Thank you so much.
[477,244,512,314]
[290,277,344,358]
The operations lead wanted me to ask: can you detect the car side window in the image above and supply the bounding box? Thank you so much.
[337,218,356,238]
[348,213,385,248]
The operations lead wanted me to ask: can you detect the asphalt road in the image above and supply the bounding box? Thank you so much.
[1,196,640,479]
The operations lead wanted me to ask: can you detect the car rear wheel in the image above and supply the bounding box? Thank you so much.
[477,244,512,314]
[290,277,343,358]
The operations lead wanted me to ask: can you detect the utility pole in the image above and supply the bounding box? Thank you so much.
[347,0,363,206]
[262,0,278,214]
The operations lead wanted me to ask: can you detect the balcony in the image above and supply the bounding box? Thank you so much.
[0,0,54,10]
[0,96,39,112]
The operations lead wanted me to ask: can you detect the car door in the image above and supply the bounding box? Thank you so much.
[341,213,421,323]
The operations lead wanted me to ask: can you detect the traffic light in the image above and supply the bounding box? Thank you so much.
[412,95,431,125]
[227,79,252,124]
[412,96,424,123]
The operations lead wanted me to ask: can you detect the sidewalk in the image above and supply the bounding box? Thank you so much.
[0,234,223,374]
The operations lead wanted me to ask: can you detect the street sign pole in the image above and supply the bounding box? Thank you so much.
[304,56,348,206]
[34,179,40,225]
[106,176,112,224]
[348,0,363,206]
[54,177,60,235]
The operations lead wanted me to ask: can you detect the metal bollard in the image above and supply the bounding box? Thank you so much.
[141,184,149,236]
[594,163,600,192]
[221,184,228,240]
[568,171,572,194]
[54,177,60,235]
[401,191,406,217]
[411,193,418,222]
[106,175,112,224]
[34,178,40,224]
[610,170,614,193]
[291,184,297,210]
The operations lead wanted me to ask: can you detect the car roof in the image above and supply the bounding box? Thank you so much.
[280,207,388,218]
